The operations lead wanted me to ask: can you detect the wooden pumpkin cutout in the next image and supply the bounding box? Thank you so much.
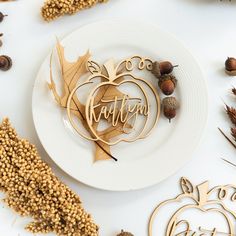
[67,56,161,146]
[149,178,236,236]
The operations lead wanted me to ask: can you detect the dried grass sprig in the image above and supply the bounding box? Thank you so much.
[225,104,236,126]
[220,87,236,152]
[232,87,236,96]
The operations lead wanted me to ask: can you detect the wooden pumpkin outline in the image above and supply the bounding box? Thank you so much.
[149,178,236,236]
[67,56,161,146]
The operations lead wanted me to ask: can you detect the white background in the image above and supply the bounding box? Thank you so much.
[1,0,236,235]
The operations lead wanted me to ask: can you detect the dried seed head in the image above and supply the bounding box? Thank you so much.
[0,118,99,235]
[41,0,108,21]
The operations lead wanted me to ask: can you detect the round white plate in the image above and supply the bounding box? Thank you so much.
[32,20,208,191]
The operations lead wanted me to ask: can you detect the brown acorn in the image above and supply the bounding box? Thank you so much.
[158,75,177,95]
[117,230,134,236]
[152,61,177,79]
[162,97,180,122]
[159,61,176,75]
[225,57,236,76]
[0,12,7,23]
[0,55,12,71]
[0,33,3,47]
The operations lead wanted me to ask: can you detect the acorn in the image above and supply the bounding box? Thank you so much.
[0,12,7,23]
[0,55,12,71]
[117,230,134,236]
[162,97,180,122]
[0,33,3,47]
[152,61,177,79]
[151,61,161,78]
[158,74,177,95]
[159,61,176,75]
[225,57,236,76]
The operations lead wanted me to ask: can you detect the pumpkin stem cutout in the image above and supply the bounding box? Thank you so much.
[149,178,236,236]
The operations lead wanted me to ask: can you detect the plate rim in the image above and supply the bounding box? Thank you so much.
[32,19,208,191]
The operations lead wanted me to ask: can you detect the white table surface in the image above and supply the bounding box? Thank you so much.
[1,0,236,235]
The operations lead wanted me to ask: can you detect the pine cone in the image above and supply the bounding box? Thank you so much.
[117,230,134,236]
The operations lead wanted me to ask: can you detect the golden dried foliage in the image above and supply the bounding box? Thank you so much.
[0,118,98,235]
[41,0,109,21]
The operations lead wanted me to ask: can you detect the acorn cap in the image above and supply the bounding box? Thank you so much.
[117,230,134,236]
[225,69,236,76]
[151,61,161,78]
[162,97,180,110]
[158,74,177,87]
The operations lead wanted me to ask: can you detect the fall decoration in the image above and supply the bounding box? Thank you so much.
[117,230,134,236]
[158,74,177,95]
[225,57,236,76]
[48,41,119,161]
[219,88,236,151]
[49,42,161,161]
[149,177,236,236]
[0,55,12,71]
[0,12,7,22]
[41,0,109,21]
[151,61,177,79]
[0,33,3,47]
[162,96,179,122]
[0,118,98,235]
[67,56,161,146]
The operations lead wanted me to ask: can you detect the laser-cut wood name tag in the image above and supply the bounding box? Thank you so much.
[67,56,161,146]
[149,178,236,236]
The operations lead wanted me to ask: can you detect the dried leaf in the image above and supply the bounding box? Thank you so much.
[49,41,131,162]
[48,41,90,120]
[94,141,111,162]
[49,41,118,161]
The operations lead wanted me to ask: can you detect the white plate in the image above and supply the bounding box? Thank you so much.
[32,20,208,191]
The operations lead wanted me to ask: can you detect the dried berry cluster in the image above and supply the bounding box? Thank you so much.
[0,118,99,235]
[42,0,108,21]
